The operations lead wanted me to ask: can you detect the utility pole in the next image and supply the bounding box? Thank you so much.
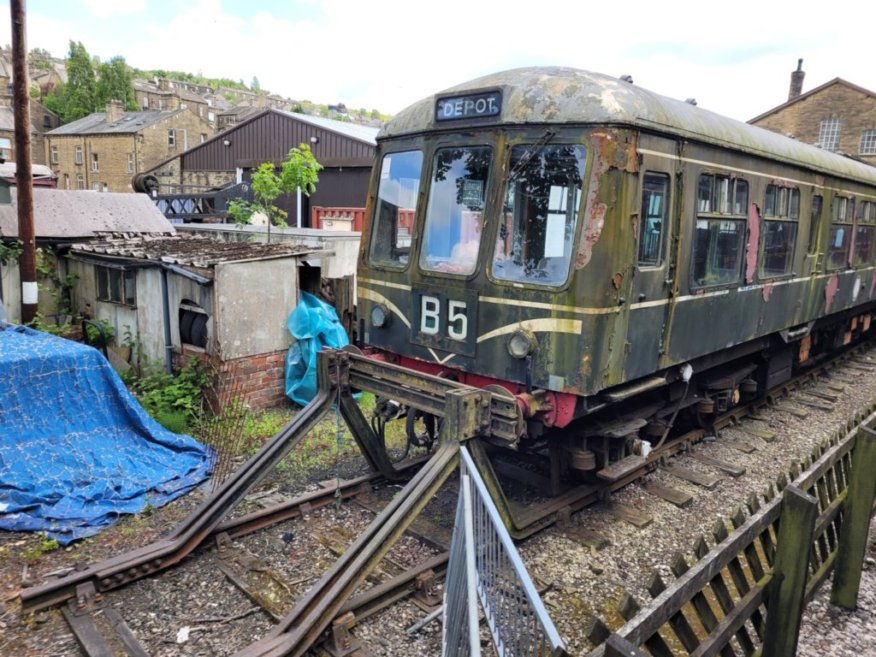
[11,0,36,324]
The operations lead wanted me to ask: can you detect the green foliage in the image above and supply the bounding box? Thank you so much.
[96,56,138,110]
[128,358,210,433]
[21,535,60,563]
[62,40,97,122]
[43,41,137,122]
[84,318,115,345]
[0,239,22,266]
[229,146,322,228]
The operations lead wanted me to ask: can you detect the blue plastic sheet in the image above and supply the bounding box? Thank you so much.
[0,325,213,544]
[285,291,349,406]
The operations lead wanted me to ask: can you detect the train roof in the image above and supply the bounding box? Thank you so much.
[380,67,876,187]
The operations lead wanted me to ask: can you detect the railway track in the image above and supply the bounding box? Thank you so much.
[6,343,876,656]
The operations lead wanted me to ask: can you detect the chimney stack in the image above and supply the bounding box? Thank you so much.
[789,58,805,100]
[105,100,124,123]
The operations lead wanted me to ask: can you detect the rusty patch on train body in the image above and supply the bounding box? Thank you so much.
[762,283,774,302]
[825,274,840,313]
[745,202,761,284]
[575,131,636,270]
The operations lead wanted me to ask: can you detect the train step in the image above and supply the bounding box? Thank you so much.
[597,455,646,482]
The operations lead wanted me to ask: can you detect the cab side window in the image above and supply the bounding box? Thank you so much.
[638,172,670,267]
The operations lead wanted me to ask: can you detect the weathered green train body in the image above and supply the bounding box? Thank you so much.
[357,67,876,445]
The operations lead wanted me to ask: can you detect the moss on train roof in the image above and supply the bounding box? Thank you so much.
[380,67,876,187]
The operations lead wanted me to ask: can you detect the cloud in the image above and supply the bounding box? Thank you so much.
[81,0,147,19]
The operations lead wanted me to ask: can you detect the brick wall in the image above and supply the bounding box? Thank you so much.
[752,83,876,166]
[175,346,290,413]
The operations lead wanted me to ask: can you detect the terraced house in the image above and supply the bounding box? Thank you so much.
[45,100,214,192]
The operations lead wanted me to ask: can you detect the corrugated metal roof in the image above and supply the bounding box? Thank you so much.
[70,234,320,268]
[0,189,176,239]
[277,110,379,145]
[46,109,183,135]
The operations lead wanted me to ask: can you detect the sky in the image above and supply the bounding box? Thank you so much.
[0,0,874,122]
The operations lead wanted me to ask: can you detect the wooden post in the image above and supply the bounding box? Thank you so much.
[762,485,818,657]
[604,634,649,657]
[831,425,876,609]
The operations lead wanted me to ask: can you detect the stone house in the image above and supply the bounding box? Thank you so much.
[133,78,212,125]
[0,100,61,165]
[750,60,876,167]
[44,101,214,192]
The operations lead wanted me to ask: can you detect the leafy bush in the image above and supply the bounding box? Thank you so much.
[128,358,210,433]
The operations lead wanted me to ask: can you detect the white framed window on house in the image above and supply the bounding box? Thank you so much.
[127,153,135,173]
[860,130,876,156]
[168,129,176,147]
[50,145,59,164]
[818,118,842,151]
[96,265,137,305]
[76,174,85,189]
[75,145,83,164]
[0,137,11,160]
[91,152,99,172]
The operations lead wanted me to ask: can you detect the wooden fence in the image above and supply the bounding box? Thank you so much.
[588,403,876,657]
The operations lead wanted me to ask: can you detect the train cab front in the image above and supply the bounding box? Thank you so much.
[354,86,613,450]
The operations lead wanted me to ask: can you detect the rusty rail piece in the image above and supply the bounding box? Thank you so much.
[21,350,438,612]
[233,387,490,657]
[20,353,339,613]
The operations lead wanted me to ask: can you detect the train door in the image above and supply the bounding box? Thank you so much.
[625,141,679,380]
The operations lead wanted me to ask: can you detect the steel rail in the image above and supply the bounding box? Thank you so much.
[20,352,342,612]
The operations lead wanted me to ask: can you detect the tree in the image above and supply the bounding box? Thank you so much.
[96,56,138,110]
[251,76,260,91]
[63,41,97,121]
[227,144,323,241]
[43,42,137,122]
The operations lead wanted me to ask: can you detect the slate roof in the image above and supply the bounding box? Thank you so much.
[69,234,320,268]
[0,189,176,239]
[46,109,184,136]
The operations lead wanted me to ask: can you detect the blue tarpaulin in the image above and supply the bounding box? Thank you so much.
[0,325,213,544]
[285,291,349,406]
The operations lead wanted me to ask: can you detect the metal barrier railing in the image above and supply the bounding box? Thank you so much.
[443,444,566,657]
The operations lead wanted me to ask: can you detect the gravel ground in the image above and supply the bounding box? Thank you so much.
[797,522,876,657]
[1,349,875,656]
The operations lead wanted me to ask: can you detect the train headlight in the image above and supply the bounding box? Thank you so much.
[370,304,390,328]
[508,330,536,359]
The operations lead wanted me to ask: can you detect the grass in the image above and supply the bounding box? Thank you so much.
[196,392,413,484]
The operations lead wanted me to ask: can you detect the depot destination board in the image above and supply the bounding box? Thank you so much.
[435,91,502,122]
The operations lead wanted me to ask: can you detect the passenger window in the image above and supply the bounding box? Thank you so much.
[827,195,854,270]
[854,200,876,266]
[807,194,823,254]
[691,174,748,288]
[420,146,491,275]
[761,184,799,278]
[492,144,586,285]
[638,172,670,266]
[369,150,423,268]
